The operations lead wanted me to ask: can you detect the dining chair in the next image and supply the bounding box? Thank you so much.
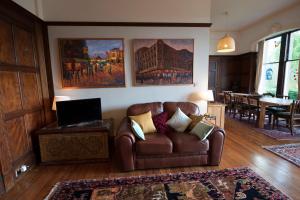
[247,96,272,124]
[247,96,259,122]
[233,95,249,120]
[262,92,275,97]
[272,100,300,135]
[224,92,234,116]
[267,95,289,114]
[277,95,289,99]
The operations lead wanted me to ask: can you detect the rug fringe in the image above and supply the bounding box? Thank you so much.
[44,182,61,200]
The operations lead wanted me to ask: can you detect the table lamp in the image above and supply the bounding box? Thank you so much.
[52,96,71,111]
[199,90,214,102]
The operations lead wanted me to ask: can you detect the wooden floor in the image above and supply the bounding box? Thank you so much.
[1,117,300,200]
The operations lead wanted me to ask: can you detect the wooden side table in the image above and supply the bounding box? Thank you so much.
[207,103,226,128]
[35,119,113,164]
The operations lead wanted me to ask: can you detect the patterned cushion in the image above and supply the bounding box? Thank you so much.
[131,120,145,140]
[152,112,171,134]
[188,114,204,131]
[166,108,192,132]
[190,121,214,141]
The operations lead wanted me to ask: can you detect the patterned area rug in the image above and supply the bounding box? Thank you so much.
[45,167,290,200]
[263,143,300,167]
[254,128,300,140]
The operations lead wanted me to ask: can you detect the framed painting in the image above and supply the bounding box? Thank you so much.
[59,38,125,88]
[133,39,194,86]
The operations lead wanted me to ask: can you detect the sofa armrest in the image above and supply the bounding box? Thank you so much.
[207,127,225,165]
[115,117,136,171]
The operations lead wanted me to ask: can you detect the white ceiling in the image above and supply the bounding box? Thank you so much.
[211,0,299,31]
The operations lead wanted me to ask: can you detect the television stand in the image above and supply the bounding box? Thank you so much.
[35,119,113,164]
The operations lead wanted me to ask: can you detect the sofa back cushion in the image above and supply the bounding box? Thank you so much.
[163,102,200,118]
[127,102,163,116]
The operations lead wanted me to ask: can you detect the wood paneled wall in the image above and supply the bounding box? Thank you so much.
[0,0,54,193]
[209,52,257,101]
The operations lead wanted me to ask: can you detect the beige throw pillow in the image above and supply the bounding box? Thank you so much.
[129,111,157,134]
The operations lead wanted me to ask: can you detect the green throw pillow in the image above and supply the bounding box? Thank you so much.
[131,120,145,140]
[188,114,204,130]
[189,121,214,141]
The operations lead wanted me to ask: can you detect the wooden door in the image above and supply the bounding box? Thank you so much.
[0,1,54,192]
[208,57,220,100]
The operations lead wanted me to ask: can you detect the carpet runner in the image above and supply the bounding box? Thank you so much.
[254,128,300,140]
[263,143,300,167]
[45,167,290,200]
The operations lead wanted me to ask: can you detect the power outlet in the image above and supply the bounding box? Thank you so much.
[15,165,29,178]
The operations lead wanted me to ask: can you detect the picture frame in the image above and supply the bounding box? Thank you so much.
[132,39,194,86]
[58,38,125,88]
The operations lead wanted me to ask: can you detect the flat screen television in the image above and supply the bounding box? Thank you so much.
[56,98,102,127]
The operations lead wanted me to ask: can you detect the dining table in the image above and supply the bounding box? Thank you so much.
[258,97,293,128]
[219,92,293,128]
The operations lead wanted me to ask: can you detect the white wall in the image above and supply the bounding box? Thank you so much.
[209,31,240,55]
[239,3,300,53]
[42,0,210,22]
[48,26,210,126]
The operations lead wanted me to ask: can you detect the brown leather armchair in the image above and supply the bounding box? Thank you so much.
[115,102,225,171]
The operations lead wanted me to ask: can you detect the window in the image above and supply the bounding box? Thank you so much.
[260,36,281,95]
[259,29,300,99]
[284,30,300,100]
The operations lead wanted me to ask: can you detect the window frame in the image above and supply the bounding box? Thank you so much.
[263,28,300,97]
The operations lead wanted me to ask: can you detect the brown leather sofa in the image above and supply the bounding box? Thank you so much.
[116,102,225,171]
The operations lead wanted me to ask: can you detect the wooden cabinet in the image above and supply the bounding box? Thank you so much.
[207,103,226,129]
[36,119,113,164]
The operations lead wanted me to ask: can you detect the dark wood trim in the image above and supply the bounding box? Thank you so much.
[46,21,212,27]
[209,52,257,57]
[276,34,287,96]
[41,24,55,100]
[0,65,38,73]
[0,0,43,24]
[3,106,43,121]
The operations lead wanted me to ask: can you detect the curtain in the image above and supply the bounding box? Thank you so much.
[254,41,264,94]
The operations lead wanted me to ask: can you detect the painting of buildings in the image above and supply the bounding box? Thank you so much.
[133,39,194,85]
[59,39,125,88]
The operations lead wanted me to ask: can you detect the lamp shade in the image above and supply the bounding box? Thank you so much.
[217,34,236,53]
[206,90,214,101]
[192,90,214,102]
[52,96,71,110]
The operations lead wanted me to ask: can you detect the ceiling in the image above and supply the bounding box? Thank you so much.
[211,0,299,31]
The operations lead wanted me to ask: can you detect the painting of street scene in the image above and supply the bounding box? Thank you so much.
[59,39,125,88]
[133,39,194,86]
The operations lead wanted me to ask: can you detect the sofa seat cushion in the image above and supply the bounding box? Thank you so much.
[136,134,173,155]
[166,131,209,153]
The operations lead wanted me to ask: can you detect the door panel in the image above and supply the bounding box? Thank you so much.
[0,71,22,113]
[14,26,35,67]
[5,117,28,161]
[24,111,43,151]
[0,18,15,65]
[208,59,219,100]
[21,73,41,110]
[0,129,12,174]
